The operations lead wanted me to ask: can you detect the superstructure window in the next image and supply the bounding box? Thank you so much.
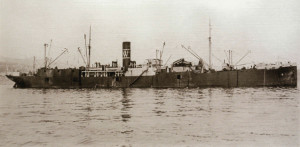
[45,78,49,83]
[177,75,182,79]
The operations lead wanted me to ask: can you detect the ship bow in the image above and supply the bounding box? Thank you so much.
[6,75,25,88]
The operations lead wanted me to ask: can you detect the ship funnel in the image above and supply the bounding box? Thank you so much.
[122,42,131,71]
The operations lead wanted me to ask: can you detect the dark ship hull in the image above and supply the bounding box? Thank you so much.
[6,41,297,88]
[6,66,297,88]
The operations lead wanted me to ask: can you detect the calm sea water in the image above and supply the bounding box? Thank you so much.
[0,76,299,146]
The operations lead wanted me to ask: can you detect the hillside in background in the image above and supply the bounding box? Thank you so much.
[0,56,42,73]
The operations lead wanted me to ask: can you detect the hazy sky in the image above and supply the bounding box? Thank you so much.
[1,0,299,68]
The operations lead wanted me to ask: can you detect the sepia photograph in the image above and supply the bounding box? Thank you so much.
[0,0,299,146]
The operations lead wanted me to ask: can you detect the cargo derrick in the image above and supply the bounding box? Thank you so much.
[5,25,297,88]
[76,23,298,88]
[6,39,297,88]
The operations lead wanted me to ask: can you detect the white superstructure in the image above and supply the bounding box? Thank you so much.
[255,62,296,69]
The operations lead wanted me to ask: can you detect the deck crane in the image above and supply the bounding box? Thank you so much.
[78,47,87,65]
[212,53,223,63]
[181,45,200,59]
[234,50,251,67]
[163,55,172,66]
[47,48,68,68]
[181,45,209,67]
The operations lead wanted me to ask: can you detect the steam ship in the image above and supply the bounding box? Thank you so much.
[6,26,297,88]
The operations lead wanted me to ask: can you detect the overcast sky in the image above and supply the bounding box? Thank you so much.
[0,0,299,68]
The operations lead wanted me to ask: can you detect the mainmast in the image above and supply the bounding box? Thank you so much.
[84,34,88,67]
[48,39,52,63]
[229,50,232,65]
[44,43,48,69]
[208,18,212,69]
[231,50,233,65]
[33,56,36,74]
[88,25,91,68]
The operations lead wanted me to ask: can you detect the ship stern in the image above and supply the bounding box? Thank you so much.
[278,66,297,87]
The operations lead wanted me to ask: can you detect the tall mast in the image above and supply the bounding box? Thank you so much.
[33,56,36,74]
[228,50,233,66]
[208,18,212,69]
[44,43,48,69]
[84,34,88,67]
[88,25,91,68]
[48,39,52,63]
[159,42,166,66]
[228,50,231,65]
[231,50,233,65]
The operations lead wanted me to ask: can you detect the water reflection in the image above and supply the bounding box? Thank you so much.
[223,88,234,97]
[120,88,131,122]
[83,90,92,122]
[222,88,234,113]
[120,88,134,144]
[0,82,299,146]
[42,89,49,108]
[153,89,166,116]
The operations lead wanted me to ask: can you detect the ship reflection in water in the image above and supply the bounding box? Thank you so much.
[0,82,299,146]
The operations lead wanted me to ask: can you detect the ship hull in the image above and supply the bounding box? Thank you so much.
[6,66,297,88]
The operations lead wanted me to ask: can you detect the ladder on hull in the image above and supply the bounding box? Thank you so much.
[129,69,148,87]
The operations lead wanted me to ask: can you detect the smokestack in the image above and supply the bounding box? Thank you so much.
[122,42,131,71]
